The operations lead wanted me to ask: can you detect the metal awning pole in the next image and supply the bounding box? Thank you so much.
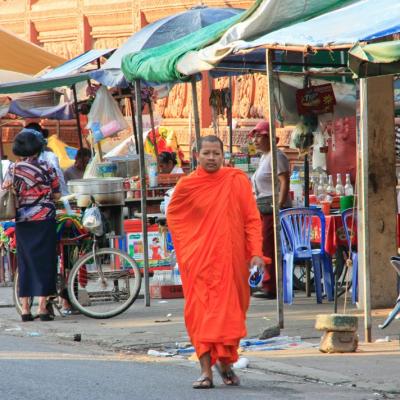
[266,49,284,329]
[227,76,234,154]
[191,76,201,153]
[72,84,84,149]
[148,100,159,170]
[134,79,150,307]
[0,127,3,186]
[128,95,139,154]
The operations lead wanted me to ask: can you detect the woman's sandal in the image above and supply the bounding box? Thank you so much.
[21,313,34,322]
[39,313,54,322]
[192,376,214,389]
[215,363,240,386]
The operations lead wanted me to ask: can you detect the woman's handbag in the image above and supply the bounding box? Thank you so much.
[256,195,274,215]
[0,165,18,221]
[254,178,274,215]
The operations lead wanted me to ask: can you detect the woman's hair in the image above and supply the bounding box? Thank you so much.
[13,129,46,157]
[198,135,224,152]
[159,151,177,166]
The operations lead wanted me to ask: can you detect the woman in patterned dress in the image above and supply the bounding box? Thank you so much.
[4,129,61,322]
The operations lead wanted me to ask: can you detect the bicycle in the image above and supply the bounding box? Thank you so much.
[12,215,91,317]
[12,209,142,319]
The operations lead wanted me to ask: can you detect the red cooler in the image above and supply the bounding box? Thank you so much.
[124,219,171,273]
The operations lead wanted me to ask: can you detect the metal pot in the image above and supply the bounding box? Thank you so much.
[68,178,124,206]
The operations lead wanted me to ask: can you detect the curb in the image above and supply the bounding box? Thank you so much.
[249,358,400,395]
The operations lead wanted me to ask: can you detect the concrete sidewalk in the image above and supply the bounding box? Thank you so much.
[0,286,399,396]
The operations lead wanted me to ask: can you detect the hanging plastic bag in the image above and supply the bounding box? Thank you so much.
[87,86,129,143]
[312,128,327,170]
[82,205,103,237]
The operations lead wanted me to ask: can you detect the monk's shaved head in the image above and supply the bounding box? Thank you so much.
[198,135,224,152]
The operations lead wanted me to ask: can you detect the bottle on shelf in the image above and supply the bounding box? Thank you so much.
[316,174,325,200]
[335,173,344,196]
[344,174,354,196]
[326,175,335,196]
[147,158,158,188]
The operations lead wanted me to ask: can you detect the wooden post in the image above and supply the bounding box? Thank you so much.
[358,75,397,342]
[266,49,284,329]
[72,84,84,149]
[134,80,150,307]
[191,77,201,152]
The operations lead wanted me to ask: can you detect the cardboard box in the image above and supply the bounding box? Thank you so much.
[150,284,184,299]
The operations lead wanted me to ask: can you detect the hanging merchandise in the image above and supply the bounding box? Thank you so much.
[312,126,328,171]
[290,114,318,157]
[87,86,129,144]
[296,83,336,116]
[209,88,231,116]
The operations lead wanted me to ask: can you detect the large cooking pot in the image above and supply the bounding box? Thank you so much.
[68,178,124,207]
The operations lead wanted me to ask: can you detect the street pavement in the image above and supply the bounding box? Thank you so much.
[0,285,399,398]
[0,335,385,400]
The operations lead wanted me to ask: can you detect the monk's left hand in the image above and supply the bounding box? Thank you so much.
[250,256,265,270]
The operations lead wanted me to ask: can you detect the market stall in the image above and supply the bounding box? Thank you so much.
[120,0,400,336]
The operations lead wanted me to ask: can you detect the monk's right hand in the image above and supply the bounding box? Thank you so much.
[249,256,265,270]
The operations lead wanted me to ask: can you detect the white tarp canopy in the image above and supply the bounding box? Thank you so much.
[177,0,400,76]
[234,0,400,51]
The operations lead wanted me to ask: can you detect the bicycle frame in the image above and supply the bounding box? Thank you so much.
[379,256,400,329]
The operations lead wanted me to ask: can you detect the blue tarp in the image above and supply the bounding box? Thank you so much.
[8,101,74,119]
[91,7,243,87]
[42,49,114,79]
[234,0,400,52]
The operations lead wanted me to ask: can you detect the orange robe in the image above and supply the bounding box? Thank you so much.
[167,166,262,365]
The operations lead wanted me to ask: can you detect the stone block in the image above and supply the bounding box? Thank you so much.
[319,331,358,353]
[259,325,280,340]
[315,314,358,332]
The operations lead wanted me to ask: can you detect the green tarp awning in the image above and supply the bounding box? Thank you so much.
[121,0,359,84]
[349,40,400,77]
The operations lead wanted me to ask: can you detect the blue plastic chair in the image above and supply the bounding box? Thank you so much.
[341,208,358,303]
[279,207,334,304]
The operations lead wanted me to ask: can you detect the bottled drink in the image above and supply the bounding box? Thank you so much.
[290,171,303,207]
[316,174,325,199]
[147,159,158,188]
[173,264,182,285]
[326,175,335,196]
[344,174,354,196]
[335,173,344,196]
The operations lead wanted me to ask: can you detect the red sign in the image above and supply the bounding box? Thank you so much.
[296,84,336,115]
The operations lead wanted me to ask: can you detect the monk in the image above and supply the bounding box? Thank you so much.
[167,135,265,389]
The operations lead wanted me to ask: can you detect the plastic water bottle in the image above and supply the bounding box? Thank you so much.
[172,264,181,285]
[147,159,158,188]
[344,174,354,196]
[290,171,303,207]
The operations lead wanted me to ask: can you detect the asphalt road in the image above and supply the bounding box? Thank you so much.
[0,334,387,400]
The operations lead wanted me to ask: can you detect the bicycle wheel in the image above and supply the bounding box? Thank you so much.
[67,247,141,319]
